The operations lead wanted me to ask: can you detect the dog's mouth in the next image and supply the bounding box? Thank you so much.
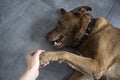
[52,33,68,48]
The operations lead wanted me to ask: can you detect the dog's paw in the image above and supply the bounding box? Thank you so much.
[39,52,59,66]
[40,52,50,66]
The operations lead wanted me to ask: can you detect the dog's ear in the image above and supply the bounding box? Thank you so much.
[60,8,67,15]
[71,6,92,14]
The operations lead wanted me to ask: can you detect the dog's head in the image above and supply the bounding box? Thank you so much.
[46,6,92,48]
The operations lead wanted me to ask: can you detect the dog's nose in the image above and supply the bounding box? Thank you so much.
[45,30,55,41]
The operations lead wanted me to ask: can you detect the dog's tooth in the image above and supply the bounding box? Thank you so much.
[55,42,58,45]
[54,42,57,46]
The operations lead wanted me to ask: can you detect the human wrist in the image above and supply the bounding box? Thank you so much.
[25,67,39,79]
[19,69,38,80]
[27,65,39,71]
[26,66,39,75]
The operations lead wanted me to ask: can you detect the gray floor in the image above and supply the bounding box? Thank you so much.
[0,0,120,80]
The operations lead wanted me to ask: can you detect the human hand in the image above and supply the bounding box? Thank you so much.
[26,50,45,70]
[19,50,46,80]
[26,50,50,70]
[25,50,45,80]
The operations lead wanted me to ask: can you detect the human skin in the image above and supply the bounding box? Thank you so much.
[19,50,49,80]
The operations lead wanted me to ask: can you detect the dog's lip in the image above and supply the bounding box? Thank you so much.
[52,33,67,48]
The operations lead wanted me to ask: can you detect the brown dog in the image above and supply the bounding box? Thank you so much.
[40,6,120,80]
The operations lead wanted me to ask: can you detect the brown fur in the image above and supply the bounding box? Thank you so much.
[40,6,120,80]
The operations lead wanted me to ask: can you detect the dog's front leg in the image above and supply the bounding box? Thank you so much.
[40,51,68,64]
[40,51,100,79]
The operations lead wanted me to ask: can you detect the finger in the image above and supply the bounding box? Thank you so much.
[39,50,45,53]
[30,50,37,56]
[26,50,37,59]
[26,50,37,57]
[33,50,45,57]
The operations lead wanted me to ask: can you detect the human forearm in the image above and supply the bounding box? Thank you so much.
[19,68,39,80]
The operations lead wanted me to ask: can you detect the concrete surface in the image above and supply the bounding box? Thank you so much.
[0,0,120,80]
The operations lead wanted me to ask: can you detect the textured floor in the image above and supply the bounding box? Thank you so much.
[0,0,120,80]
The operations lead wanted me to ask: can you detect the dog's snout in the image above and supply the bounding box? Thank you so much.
[46,31,54,41]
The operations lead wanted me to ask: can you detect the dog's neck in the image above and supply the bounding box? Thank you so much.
[78,17,109,46]
[80,18,97,45]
